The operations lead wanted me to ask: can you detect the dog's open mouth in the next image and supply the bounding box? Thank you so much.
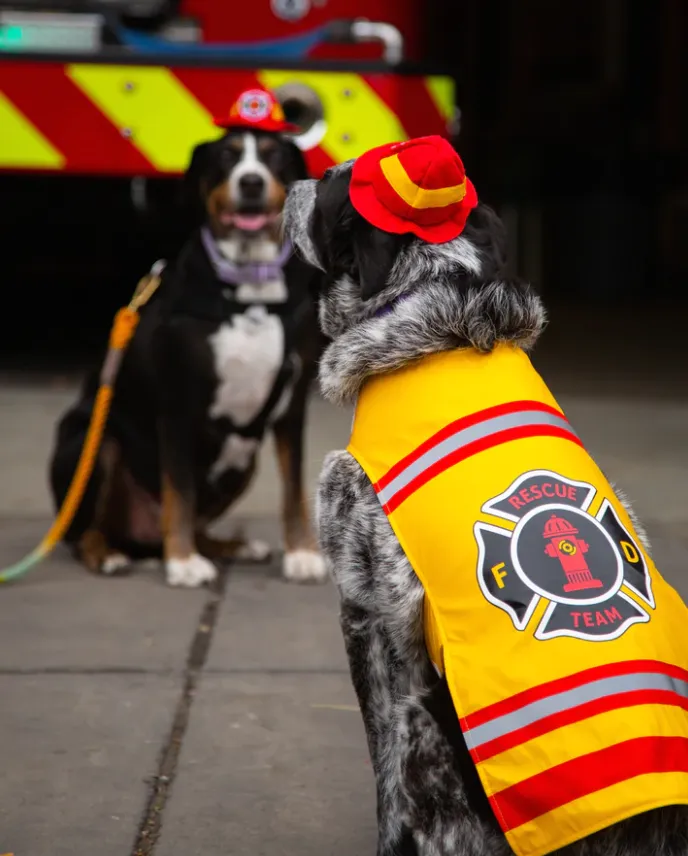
[219,210,279,233]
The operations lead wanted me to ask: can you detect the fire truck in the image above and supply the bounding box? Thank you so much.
[0,0,456,352]
[0,1,455,180]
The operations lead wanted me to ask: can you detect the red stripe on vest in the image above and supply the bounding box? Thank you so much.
[463,660,688,730]
[381,424,582,515]
[374,400,566,492]
[471,689,688,764]
[492,735,688,831]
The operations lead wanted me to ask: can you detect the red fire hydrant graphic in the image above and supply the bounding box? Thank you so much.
[543,514,603,593]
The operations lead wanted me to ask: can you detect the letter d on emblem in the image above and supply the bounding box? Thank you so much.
[621,541,640,563]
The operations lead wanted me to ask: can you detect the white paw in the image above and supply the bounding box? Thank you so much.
[101,553,131,575]
[282,549,328,583]
[235,539,272,562]
[166,553,218,588]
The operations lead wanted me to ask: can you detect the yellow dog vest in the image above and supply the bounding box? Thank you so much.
[347,344,688,856]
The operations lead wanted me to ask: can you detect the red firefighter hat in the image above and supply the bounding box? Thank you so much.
[213,87,299,133]
[349,135,478,243]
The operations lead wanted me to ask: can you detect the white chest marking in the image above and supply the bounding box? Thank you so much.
[234,278,287,303]
[210,433,259,480]
[208,307,284,427]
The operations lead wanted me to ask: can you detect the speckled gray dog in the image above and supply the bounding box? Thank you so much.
[283,162,688,856]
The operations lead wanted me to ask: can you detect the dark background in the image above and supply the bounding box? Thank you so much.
[0,0,686,379]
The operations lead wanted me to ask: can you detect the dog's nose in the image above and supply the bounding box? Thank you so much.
[239,173,265,199]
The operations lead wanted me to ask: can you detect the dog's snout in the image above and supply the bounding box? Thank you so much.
[239,173,265,199]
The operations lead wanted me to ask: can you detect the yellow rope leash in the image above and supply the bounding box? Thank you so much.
[0,265,164,584]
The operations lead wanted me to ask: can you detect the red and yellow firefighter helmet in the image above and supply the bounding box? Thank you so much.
[349,134,478,243]
[213,86,299,133]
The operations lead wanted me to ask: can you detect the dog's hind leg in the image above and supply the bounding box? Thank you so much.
[395,695,510,856]
[273,377,326,583]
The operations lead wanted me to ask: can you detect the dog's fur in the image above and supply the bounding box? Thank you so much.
[49,129,327,587]
[283,162,688,855]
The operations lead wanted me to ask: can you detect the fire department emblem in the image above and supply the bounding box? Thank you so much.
[238,90,273,123]
[474,470,655,641]
[271,0,310,20]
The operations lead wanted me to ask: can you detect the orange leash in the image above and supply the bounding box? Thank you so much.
[0,264,164,583]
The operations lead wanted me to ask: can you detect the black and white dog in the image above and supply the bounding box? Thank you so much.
[49,127,327,587]
[283,162,688,854]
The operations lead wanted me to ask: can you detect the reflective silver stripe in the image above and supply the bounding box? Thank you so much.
[465,672,688,751]
[376,410,576,506]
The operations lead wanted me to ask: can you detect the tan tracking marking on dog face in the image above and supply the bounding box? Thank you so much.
[205,133,287,239]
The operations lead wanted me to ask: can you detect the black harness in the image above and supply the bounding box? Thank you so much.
[157,231,313,430]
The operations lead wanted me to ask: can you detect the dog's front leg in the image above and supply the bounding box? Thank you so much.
[159,419,217,588]
[317,451,412,854]
[272,380,326,583]
[78,438,132,576]
[319,451,505,856]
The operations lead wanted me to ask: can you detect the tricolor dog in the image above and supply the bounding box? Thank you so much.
[49,87,327,587]
[284,135,688,855]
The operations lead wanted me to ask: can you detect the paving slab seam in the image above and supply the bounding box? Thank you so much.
[130,573,228,856]
[203,667,349,675]
[0,667,181,676]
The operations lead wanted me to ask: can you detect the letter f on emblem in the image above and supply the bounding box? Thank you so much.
[491,562,508,589]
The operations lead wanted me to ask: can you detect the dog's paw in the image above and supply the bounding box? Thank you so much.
[235,539,272,562]
[282,549,328,583]
[100,552,132,575]
[166,553,218,588]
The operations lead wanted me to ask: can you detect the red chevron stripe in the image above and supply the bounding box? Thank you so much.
[0,61,153,174]
[363,74,447,140]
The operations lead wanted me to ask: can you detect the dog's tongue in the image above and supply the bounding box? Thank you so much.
[233,213,269,232]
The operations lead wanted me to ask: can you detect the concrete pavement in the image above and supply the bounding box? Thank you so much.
[0,368,686,856]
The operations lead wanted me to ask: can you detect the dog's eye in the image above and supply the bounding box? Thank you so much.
[263,147,285,170]
[220,148,240,168]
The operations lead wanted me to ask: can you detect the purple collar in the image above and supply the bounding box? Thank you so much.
[201,226,293,285]
[374,293,410,318]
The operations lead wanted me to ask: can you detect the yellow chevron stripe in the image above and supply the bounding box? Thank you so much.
[66,64,222,172]
[0,91,64,169]
[381,153,467,208]
[425,75,455,122]
[258,70,407,163]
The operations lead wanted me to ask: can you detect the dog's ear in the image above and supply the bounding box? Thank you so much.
[181,140,213,213]
[466,203,508,278]
[282,139,310,184]
[352,222,402,302]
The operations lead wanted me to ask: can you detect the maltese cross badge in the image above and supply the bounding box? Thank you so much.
[474,470,655,641]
